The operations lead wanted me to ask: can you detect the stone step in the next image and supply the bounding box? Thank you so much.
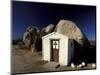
[43,61,60,68]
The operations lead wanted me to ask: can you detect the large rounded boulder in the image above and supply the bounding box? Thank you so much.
[41,24,55,36]
[55,20,90,47]
[45,24,55,33]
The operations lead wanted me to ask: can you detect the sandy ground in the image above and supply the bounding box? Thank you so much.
[11,45,96,74]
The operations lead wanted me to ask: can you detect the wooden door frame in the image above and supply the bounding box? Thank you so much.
[50,39,60,62]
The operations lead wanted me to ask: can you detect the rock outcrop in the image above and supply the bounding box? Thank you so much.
[41,24,55,36]
[44,24,55,33]
[55,20,90,47]
[23,26,40,52]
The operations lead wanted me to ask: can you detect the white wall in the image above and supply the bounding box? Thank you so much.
[42,32,70,65]
[42,36,51,61]
[59,37,69,65]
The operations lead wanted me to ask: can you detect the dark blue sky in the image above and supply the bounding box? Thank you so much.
[12,1,96,41]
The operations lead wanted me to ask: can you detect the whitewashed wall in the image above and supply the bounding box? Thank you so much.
[59,36,68,65]
[42,36,51,61]
[42,32,73,65]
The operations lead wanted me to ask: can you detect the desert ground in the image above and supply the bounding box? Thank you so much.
[11,44,96,74]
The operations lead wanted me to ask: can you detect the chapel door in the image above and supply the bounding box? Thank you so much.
[51,39,59,62]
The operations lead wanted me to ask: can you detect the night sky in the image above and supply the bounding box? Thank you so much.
[12,1,96,41]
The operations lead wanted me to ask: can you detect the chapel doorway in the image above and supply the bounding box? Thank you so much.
[50,39,59,62]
